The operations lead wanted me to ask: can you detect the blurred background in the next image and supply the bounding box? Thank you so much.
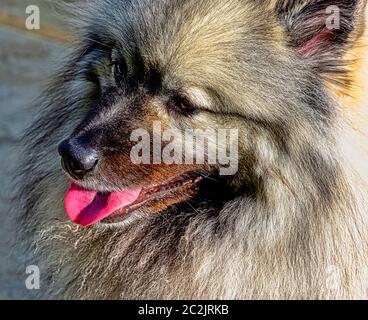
[0,0,71,299]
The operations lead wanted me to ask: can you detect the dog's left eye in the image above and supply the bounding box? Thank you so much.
[112,60,128,84]
[170,96,198,115]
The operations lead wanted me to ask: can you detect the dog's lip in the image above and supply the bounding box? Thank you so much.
[101,173,204,222]
[65,173,204,226]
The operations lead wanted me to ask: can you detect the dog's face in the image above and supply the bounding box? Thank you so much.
[57,0,364,226]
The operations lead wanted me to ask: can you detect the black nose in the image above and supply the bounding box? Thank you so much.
[58,138,99,180]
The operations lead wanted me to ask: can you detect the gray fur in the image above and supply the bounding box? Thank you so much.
[15,0,368,299]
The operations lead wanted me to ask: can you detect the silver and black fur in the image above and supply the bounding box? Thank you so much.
[16,0,368,299]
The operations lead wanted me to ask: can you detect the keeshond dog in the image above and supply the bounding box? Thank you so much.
[17,0,368,299]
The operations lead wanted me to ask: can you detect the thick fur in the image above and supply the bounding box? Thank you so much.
[16,0,368,299]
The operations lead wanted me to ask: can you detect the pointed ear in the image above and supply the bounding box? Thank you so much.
[275,0,366,59]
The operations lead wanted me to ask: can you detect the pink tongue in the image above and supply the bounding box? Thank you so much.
[65,183,141,226]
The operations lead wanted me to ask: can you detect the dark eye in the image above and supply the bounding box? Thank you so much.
[112,60,128,84]
[170,96,197,115]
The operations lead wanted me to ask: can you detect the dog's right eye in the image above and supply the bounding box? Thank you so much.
[112,60,128,84]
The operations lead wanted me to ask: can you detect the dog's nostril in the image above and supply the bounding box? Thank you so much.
[58,139,99,179]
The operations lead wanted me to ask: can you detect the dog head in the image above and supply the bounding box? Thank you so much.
[56,0,366,226]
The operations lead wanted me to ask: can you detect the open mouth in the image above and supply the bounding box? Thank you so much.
[64,174,203,227]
